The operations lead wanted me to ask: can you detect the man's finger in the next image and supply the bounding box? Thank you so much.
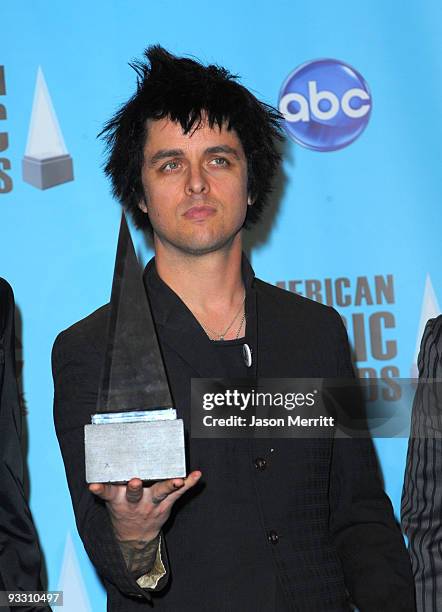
[149,477,185,505]
[155,471,202,506]
[149,471,201,506]
[151,492,168,505]
[89,483,115,501]
[126,478,143,504]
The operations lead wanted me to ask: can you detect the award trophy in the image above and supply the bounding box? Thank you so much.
[22,68,74,190]
[84,214,186,483]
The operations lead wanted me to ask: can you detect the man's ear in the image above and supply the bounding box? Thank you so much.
[138,197,148,214]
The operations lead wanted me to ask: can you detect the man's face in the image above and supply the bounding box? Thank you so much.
[139,117,249,256]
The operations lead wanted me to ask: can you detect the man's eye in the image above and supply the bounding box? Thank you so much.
[161,160,180,172]
[210,157,229,167]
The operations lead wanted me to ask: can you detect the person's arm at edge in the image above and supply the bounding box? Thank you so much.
[401,316,442,611]
[0,279,52,611]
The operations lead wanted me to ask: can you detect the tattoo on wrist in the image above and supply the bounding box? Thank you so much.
[118,534,160,577]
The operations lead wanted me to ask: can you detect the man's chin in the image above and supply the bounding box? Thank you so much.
[155,231,237,257]
[173,238,233,256]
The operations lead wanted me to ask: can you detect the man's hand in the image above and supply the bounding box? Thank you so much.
[89,471,202,543]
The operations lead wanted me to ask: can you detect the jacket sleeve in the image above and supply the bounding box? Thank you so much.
[328,309,416,612]
[401,316,442,612]
[52,328,169,602]
[0,279,51,612]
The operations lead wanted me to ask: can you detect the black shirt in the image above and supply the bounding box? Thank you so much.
[143,257,323,611]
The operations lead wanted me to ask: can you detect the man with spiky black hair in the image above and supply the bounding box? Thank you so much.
[53,46,415,611]
[99,46,281,234]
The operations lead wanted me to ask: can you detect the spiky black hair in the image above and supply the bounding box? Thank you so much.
[99,45,283,230]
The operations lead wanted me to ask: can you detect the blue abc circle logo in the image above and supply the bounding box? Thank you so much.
[278,59,372,152]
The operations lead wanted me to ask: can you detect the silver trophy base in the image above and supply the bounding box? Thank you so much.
[22,154,74,189]
[85,418,186,483]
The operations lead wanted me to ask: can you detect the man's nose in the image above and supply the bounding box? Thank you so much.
[185,164,209,196]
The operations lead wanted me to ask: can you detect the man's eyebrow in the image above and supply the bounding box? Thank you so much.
[148,149,185,165]
[205,145,241,159]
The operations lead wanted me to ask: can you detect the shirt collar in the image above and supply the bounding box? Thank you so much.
[143,253,256,330]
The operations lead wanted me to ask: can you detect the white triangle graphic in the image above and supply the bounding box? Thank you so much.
[25,67,68,160]
[411,274,441,376]
[57,532,92,612]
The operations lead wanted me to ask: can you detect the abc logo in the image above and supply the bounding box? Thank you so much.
[279,59,371,152]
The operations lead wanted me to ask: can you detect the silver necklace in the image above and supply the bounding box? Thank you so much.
[199,292,246,341]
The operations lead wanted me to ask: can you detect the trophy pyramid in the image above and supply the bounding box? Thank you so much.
[84,214,186,483]
[22,67,74,189]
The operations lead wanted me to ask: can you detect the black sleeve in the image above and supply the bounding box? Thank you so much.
[0,278,51,612]
[328,308,416,612]
[401,316,442,611]
[52,328,169,602]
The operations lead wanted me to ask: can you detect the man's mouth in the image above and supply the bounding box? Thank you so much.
[183,205,216,221]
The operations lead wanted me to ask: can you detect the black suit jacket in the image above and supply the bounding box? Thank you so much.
[402,315,442,611]
[53,258,414,611]
[0,279,50,612]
